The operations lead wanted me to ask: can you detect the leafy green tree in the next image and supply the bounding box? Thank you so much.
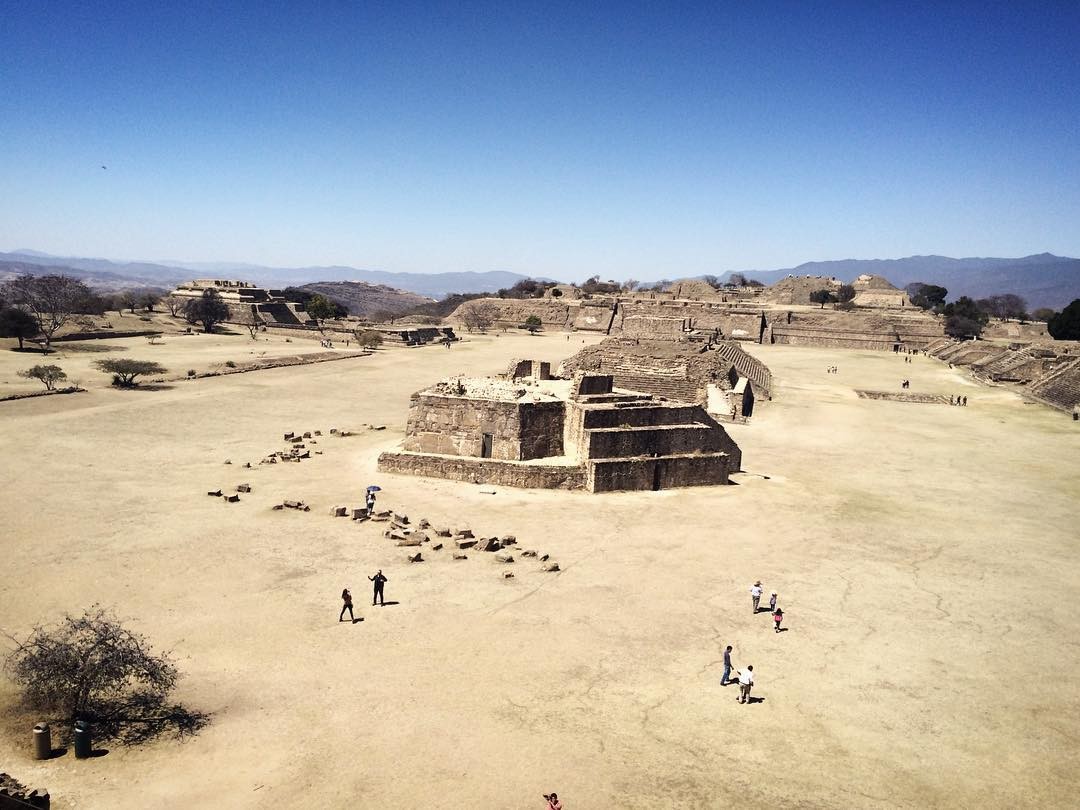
[182,289,230,333]
[943,296,989,337]
[523,314,542,333]
[1048,299,1080,340]
[0,306,39,349]
[905,283,948,310]
[93,358,168,387]
[1032,307,1057,322]
[809,289,836,308]
[304,294,336,325]
[18,364,67,390]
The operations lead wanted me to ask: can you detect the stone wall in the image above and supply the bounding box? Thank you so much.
[449,298,571,328]
[378,451,586,489]
[401,394,564,460]
[621,315,687,339]
[587,453,729,492]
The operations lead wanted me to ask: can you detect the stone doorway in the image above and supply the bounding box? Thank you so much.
[481,433,493,458]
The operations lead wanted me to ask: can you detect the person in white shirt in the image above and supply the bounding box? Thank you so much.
[750,582,763,613]
[738,665,754,704]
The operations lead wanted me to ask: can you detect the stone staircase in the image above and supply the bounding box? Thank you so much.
[574,397,741,492]
[709,341,773,398]
[1030,357,1080,412]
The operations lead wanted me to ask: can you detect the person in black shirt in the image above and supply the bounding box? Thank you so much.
[369,570,388,606]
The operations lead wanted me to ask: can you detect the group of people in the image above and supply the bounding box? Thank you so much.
[901,379,911,389]
[319,337,335,349]
[825,365,839,374]
[902,354,914,363]
[950,395,968,406]
[339,570,389,621]
[725,581,790,705]
[748,580,785,631]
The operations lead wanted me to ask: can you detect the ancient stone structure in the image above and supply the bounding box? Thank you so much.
[850,274,913,309]
[559,338,771,418]
[378,363,742,492]
[927,337,1080,414]
[170,279,313,326]
[446,274,943,351]
[766,310,942,351]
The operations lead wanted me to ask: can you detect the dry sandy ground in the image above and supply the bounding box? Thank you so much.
[1,332,1078,809]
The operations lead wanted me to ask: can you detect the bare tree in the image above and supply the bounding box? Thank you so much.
[354,329,384,348]
[459,301,499,333]
[3,274,91,352]
[163,295,184,317]
[622,279,639,292]
[240,309,262,339]
[4,607,208,744]
[18,364,67,390]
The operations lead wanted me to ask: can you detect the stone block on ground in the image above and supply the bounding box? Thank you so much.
[314,430,322,436]
[284,432,295,440]
[330,505,348,517]
[407,552,423,563]
[495,553,514,563]
[392,513,410,525]
[353,510,370,521]
[540,553,550,562]
[224,494,240,503]
[542,562,560,572]
[396,537,422,547]
[435,527,452,537]
[273,504,284,510]
[500,536,516,547]
[237,484,252,493]
[503,571,515,579]
[283,499,302,509]
[432,543,443,551]
[455,538,477,550]
[521,550,538,557]
[303,431,312,438]
[207,489,222,497]
[452,552,468,560]
[479,537,501,552]
[455,528,473,538]
[418,519,431,529]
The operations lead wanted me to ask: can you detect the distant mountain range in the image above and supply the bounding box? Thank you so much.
[0,251,536,300]
[719,253,1080,310]
[2,249,1078,310]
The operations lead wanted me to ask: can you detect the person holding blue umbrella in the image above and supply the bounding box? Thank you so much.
[366,485,380,516]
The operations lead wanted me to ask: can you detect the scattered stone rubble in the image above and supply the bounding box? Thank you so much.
[0,773,49,809]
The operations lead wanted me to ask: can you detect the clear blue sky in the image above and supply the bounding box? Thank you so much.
[2,1,1078,281]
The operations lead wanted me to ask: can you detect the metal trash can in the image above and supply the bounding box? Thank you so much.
[33,722,51,759]
[73,720,92,759]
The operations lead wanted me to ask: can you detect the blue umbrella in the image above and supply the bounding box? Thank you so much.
[366,485,382,492]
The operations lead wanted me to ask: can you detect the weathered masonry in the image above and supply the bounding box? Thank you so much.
[377,360,743,492]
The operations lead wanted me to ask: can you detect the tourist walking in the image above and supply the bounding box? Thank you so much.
[769,591,777,612]
[750,581,763,613]
[721,645,733,686]
[737,665,754,704]
[369,569,388,606]
[339,588,354,622]
[773,607,784,633]
[366,489,377,516]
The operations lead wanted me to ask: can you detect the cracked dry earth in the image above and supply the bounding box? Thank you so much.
[1,333,1078,809]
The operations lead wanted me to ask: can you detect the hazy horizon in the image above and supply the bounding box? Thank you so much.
[2,4,1078,279]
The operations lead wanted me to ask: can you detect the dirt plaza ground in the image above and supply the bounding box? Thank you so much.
[1,329,1078,809]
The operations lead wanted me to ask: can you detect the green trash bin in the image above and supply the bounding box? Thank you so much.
[73,720,92,759]
[33,722,51,759]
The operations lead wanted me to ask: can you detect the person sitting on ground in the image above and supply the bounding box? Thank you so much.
[773,607,784,633]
